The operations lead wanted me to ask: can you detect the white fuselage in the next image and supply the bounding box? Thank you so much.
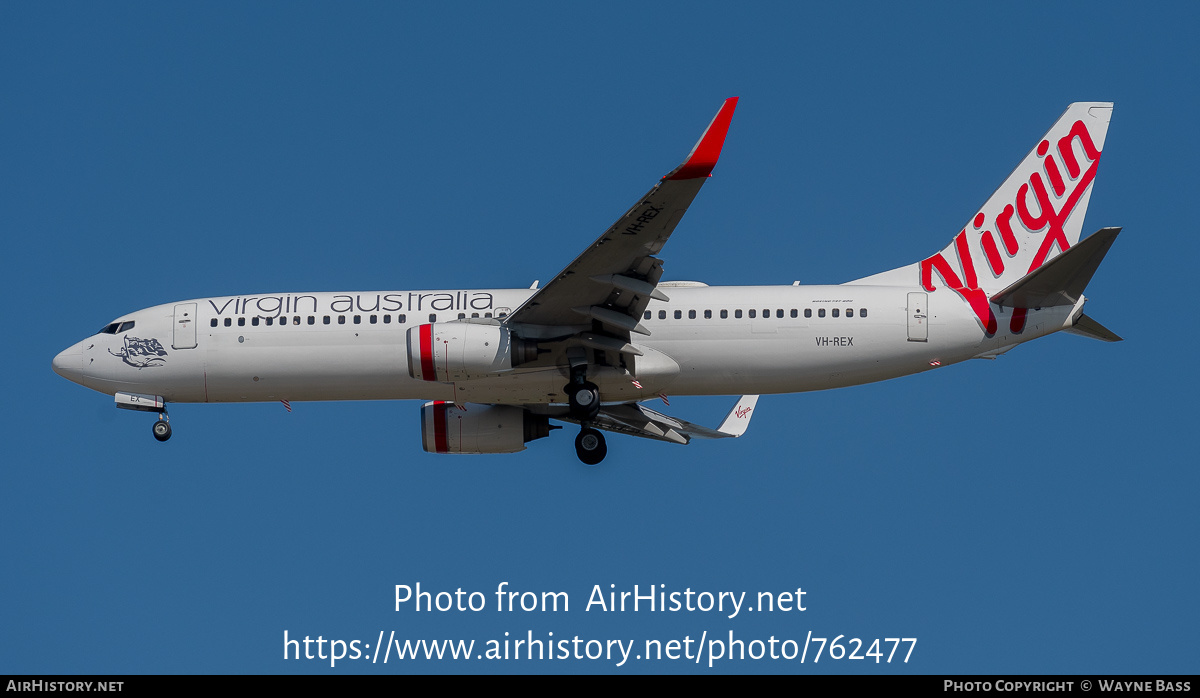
[54,284,1080,406]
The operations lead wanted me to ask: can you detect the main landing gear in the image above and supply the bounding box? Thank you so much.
[566,366,605,465]
[575,427,607,466]
[566,380,600,422]
[152,413,172,442]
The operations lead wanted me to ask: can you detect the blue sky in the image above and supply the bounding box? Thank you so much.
[3,2,1197,674]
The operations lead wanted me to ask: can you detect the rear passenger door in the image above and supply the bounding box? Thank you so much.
[907,293,928,342]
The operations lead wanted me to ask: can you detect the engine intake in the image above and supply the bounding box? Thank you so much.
[407,323,538,382]
[421,402,554,454]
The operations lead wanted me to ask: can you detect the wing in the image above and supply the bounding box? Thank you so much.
[506,97,739,374]
[539,395,759,445]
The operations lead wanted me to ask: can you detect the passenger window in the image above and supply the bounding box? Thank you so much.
[704,310,712,319]
[399,314,407,323]
[323,316,330,325]
[644,311,651,320]
[847,308,854,318]
[763,309,769,318]
[832,309,840,318]
[804,309,812,318]
[354,315,361,324]
[486,313,494,318]
[266,317,274,326]
[369,315,376,324]
[659,310,666,319]
[674,310,682,319]
[383,315,392,324]
[471,313,479,319]
[428,314,436,322]
[776,309,783,318]
[238,317,245,327]
[791,309,797,318]
[308,316,315,325]
[818,309,825,318]
[861,308,868,318]
[209,319,218,328]
[224,318,232,327]
[337,316,345,325]
[720,309,728,319]
[457,313,465,319]
[688,310,696,319]
[293,316,300,325]
[735,309,742,318]
[749,309,756,318]
[252,317,260,326]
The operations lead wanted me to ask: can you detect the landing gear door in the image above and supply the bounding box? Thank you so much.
[173,303,198,349]
[907,292,928,342]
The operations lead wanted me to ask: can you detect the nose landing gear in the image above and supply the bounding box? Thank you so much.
[114,393,172,442]
[152,414,172,442]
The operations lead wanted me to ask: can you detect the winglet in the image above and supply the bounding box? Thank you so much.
[664,97,739,180]
[717,394,758,437]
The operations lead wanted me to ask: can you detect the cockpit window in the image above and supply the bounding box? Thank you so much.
[98,320,136,335]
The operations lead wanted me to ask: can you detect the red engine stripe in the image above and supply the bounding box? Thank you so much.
[419,323,436,381]
[433,402,449,453]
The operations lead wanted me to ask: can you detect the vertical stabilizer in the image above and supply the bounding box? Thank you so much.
[849,103,1113,333]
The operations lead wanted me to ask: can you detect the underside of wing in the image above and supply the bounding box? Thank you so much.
[531,395,759,445]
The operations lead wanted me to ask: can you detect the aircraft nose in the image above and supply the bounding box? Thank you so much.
[52,346,83,384]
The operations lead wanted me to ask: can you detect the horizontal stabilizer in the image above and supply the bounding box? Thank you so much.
[991,227,1120,308]
[1063,313,1122,342]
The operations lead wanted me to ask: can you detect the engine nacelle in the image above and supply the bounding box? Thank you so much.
[420,402,553,454]
[407,323,537,381]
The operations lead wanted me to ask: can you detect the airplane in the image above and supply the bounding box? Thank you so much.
[51,98,1121,465]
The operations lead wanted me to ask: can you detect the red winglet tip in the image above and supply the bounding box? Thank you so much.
[665,97,739,180]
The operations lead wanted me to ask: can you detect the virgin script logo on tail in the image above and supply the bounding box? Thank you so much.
[920,119,1102,334]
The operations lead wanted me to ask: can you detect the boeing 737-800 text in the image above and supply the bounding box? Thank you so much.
[52,98,1120,464]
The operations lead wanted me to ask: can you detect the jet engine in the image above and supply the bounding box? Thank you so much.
[420,402,554,454]
[407,324,538,382]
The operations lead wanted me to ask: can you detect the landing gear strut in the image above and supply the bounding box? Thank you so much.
[152,414,172,442]
[565,364,605,463]
[575,427,607,465]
